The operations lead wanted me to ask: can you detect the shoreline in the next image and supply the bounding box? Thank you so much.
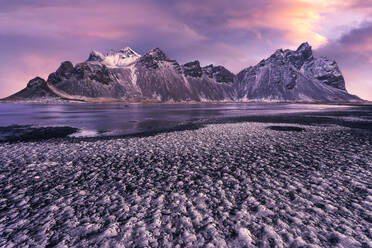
[1,98,371,106]
[1,107,371,143]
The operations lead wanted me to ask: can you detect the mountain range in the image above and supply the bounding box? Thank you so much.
[4,42,362,102]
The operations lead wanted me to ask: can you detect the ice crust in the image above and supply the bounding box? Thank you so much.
[0,122,371,247]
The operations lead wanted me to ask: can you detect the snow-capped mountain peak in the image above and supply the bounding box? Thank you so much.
[87,47,141,68]
[118,47,141,57]
[104,47,141,67]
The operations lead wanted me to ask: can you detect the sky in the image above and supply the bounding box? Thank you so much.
[0,0,372,100]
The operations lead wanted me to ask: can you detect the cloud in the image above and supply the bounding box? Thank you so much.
[168,0,335,48]
[339,24,372,53]
[316,22,372,100]
[0,0,371,100]
[226,0,328,47]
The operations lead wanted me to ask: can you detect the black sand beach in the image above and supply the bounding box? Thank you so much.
[0,106,371,247]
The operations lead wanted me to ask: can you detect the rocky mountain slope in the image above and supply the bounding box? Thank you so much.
[7,77,58,99]
[5,43,361,102]
[236,43,358,102]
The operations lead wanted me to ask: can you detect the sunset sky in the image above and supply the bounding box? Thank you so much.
[0,0,371,100]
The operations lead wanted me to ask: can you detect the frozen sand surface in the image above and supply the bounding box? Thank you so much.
[0,122,371,247]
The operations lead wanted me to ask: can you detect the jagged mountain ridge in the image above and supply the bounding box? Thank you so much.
[6,43,361,102]
[236,42,356,102]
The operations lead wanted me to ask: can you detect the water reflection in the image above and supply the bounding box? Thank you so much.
[0,103,351,137]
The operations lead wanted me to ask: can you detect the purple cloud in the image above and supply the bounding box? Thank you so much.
[315,22,372,100]
[0,0,371,100]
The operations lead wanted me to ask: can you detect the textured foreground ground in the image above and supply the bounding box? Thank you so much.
[0,122,371,247]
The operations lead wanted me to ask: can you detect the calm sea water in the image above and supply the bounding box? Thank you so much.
[0,103,352,137]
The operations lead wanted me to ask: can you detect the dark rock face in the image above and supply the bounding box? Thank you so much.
[48,61,74,84]
[202,65,235,83]
[26,77,45,88]
[182,62,235,84]
[6,43,362,102]
[183,61,203,78]
[57,61,75,78]
[138,48,170,69]
[284,42,313,69]
[88,67,112,85]
[74,63,113,85]
[6,77,57,99]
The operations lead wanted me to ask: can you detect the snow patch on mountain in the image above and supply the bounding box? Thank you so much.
[88,47,141,68]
